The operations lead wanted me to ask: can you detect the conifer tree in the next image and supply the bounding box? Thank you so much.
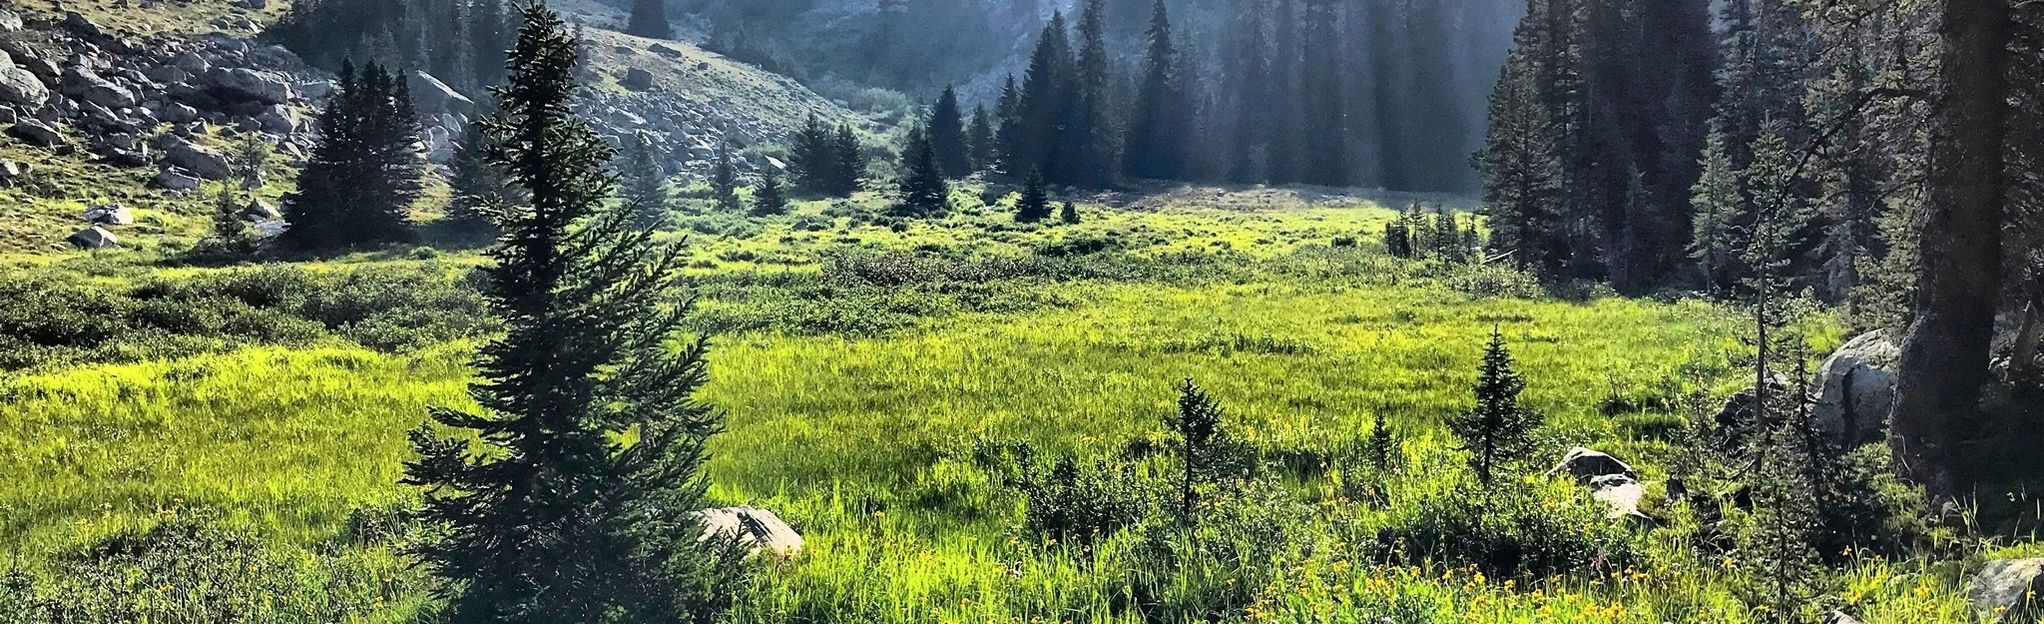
[1690,124,1743,294]
[627,0,673,39]
[1295,0,1348,186]
[1366,417,1401,473]
[206,184,255,255]
[470,0,512,87]
[1384,220,1412,259]
[892,126,950,218]
[1007,13,1074,183]
[282,60,424,252]
[1059,201,1079,225]
[405,6,745,621]
[619,134,669,228]
[1266,0,1303,183]
[1123,0,1186,181]
[1015,168,1051,223]
[1227,0,1273,183]
[967,105,996,173]
[1448,328,1541,489]
[1167,379,1232,526]
[927,85,974,178]
[1066,0,1114,187]
[710,144,741,213]
[751,168,789,217]
[790,114,837,195]
[831,124,865,196]
[446,120,514,235]
[1478,28,1564,274]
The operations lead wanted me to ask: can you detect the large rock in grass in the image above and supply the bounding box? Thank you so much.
[1821,611,1863,624]
[67,226,118,249]
[1548,447,1636,484]
[1971,559,2044,623]
[1814,330,1900,449]
[1588,473,1651,524]
[9,119,62,146]
[696,506,803,559]
[163,138,233,180]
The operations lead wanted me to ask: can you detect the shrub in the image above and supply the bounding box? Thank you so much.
[1378,484,1636,579]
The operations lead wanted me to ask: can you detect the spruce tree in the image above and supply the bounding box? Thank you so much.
[1007,13,1074,183]
[205,184,255,255]
[1167,379,1232,526]
[626,0,673,39]
[790,114,837,195]
[710,144,741,213]
[1066,0,1114,187]
[892,126,950,218]
[1295,0,1348,187]
[1690,123,1743,294]
[405,6,745,622]
[1478,20,1564,274]
[1123,0,1186,181]
[751,167,789,217]
[967,105,996,173]
[1448,328,1541,489]
[281,60,424,252]
[619,134,669,229]
[1059,201,1079,225]
[1015,168,1051,223]
[927,85,973,179]
[831,124,865,196]
[446,119,515,236]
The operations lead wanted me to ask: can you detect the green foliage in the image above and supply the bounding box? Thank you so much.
[1448,329,1541,488]
[1380,482,1638,579]
[404,6,745,621]
[890,126,950,218]
[0,512,426,624]
[1014,169,1051,223]
[750,168,790,217]
[281,60,425,252]
[712,143,743,213]
[621,133,671,228]
[0,263,488,370]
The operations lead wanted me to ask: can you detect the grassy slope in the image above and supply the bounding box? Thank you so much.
[7,187,1989,622]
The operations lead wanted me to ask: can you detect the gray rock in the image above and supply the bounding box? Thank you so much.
[159,102,199,124]
[163,138,233,180]
[61,12,108,40]
[172,52,211,75]
[0,66,49,109]
[153,167,201,191]
[202,68,294,104]
[68,226,119,249]
[147,65,192,85]
[256,104,301,134]
[696,506,803,559]
[405,71,474,116]
[0,9,22,33]
[83,204,134,226]
[1821,611,1863,624]
[1814,330,1900,449]
[297,80,332,100]
[244,199,282,221]
[62,67,139,109]
[1548,447,1637,484]
[1588,474,1651,524]
[1970,559,2044,624]
[9,119,62,146]
[1713,372,1795,439]
[0,158,29,185]
[623,68,655,91]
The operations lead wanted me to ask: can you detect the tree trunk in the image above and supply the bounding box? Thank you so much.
[1890,0,2010,500]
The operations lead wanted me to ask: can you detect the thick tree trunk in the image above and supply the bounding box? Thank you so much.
[1890,0,2010,500]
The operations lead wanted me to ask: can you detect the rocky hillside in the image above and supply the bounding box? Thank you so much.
[0,0,858,255]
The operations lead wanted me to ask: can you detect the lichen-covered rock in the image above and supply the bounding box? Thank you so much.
[202,67,294,105]
[1813,330,1900,448]
[1548,447,1636,484]
[696,506,803,559]
[1970,559,2044,624]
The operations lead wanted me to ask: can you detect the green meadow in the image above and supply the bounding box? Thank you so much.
[0,190,1994,622]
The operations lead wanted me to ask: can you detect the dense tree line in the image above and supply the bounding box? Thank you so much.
[1479,0,1939,305]
[766,0,1513,194]
[268,0,520,95]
